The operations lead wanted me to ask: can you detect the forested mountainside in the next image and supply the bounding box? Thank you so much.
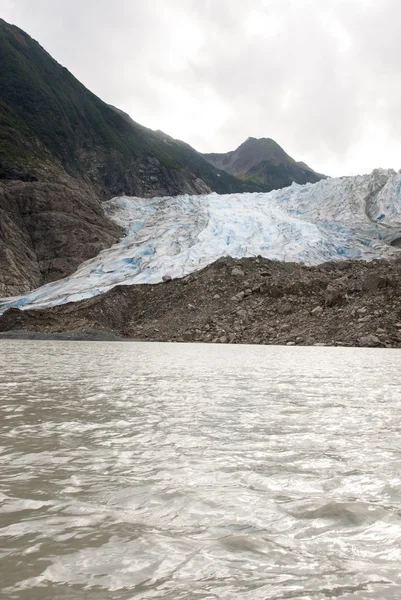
[0,18,269,295]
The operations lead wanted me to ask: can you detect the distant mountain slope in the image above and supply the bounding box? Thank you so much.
[0,18,270,296]
[203,137,325,190]
[0,19,269,197]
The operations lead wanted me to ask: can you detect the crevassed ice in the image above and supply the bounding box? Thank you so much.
[1,168,401,314]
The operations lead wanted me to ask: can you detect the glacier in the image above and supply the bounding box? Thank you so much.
[1,168,401,315]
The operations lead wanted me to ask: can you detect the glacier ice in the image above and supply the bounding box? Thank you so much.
[1,168,401,314]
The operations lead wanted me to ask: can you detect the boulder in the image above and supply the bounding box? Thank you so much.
[359,334,381,347]
[231,291,245,302]
[362,273,387,292]
[277,303,293,315]
[325,284,345,307]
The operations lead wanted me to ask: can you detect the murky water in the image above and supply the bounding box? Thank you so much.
[1,341,401,599]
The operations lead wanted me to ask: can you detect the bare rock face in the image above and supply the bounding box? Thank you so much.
[0,176,120,296]
[0,154,214,298]
[0,161,212,298]
[118,156,211,199]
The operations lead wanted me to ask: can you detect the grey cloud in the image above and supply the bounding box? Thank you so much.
[2,0,401,175]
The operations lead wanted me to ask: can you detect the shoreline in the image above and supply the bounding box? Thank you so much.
[2,256,401,348]
[0,330,397,348]
[0,329,133,342]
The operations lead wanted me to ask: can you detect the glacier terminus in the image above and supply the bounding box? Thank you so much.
[1,168,401,314]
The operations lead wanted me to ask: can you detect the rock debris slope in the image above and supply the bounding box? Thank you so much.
[2,256,401,348]
[1,168,401,315]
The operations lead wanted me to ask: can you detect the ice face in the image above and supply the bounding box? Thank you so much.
[1,168,401,314]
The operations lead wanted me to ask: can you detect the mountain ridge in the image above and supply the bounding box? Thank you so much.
[203,137,325,190]
[0,18,270,198]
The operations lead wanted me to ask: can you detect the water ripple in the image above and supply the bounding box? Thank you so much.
[1,342,401,599]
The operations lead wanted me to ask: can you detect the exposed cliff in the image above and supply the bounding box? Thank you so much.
[0,175,121,296]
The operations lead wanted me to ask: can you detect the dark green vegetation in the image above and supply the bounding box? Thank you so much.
[203,137,325,191]
[0,19,268,196]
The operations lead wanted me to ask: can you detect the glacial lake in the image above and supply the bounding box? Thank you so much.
[1,341,401,599]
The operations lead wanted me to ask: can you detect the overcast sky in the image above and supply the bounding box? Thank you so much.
[1,0,401,176]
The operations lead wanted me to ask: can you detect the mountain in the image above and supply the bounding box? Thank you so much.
[0,19,269,296]
[203,137,325,190]
[0,19,269,198]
